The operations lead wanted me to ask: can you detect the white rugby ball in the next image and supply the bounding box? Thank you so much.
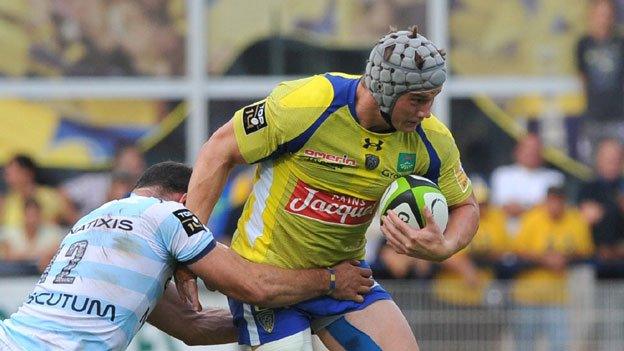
[378,175,448,232]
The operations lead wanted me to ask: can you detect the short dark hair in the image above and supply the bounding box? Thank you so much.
[547,185,566,198]
[10,154,37,175]
[24,197,41,210]
[134,161,192,194]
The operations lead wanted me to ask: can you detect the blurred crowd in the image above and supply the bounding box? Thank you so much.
[0,145,146,274]
[3,134,623,350]
[365,133,624,351]
[0,0,185,77]
[2,0,624,350]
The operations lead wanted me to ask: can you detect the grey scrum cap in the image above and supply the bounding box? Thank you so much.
[364,26,447,116]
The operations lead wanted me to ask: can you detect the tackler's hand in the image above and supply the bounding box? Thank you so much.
[328,260,374,303]
[174,266,202,312]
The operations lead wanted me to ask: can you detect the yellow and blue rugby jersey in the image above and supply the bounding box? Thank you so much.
[230,73,472,269]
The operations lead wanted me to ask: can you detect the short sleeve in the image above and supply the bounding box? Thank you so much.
[436,138,472,207]
[154,203,216,264]
[231,76,334,163]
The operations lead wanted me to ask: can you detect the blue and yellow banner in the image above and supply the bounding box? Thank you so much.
[0,100,186,169]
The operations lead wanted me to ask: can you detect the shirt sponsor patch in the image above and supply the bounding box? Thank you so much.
[242,102,267,134]
[173,209,205,236]
[303,149,357,167]
[454,163,470,193]
[285,180,376,226]
[397,153,416,173]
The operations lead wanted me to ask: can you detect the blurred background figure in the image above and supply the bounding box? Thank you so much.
[577,138,624,351]
[490,133,565,233]
[1,154,75,229]
[578,138,624,279]
[575,0,624,163]
[104,171,136,202]
[430,178,511,351]
[511,186,594,351]
[6,0,186,77]
[375,245,433,280]
[60,144,146,217]
[0,197,62,273]
[207,166,255,244]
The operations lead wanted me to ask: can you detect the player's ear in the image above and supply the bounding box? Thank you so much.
[179,193,188,205]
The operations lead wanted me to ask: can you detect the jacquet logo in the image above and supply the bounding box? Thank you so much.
[285,180,376,225]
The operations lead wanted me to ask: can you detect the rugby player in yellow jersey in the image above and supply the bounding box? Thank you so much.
[186,26,479,350]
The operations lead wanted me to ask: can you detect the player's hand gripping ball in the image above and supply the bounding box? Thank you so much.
[378,175,448,232]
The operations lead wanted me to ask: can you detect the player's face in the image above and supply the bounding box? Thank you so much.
[391,88,440,132]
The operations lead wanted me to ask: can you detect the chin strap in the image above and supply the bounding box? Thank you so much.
[380,111,396,132]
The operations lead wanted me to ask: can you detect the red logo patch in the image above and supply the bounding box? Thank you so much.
[285,180,376,225]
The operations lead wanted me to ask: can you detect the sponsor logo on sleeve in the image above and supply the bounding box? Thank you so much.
[454,163,470,193]
[173,209,205,236]
[242,102,267,134]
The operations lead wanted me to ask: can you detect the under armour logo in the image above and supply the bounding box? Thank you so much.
[363,138,383,151]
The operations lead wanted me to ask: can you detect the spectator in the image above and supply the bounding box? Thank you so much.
[1,154,74,228]
[207,166,254,244]
[0,0,184,77]
[578,138,624,278]
[577,138,624,351]
[431,178,511,351]
[60,144,146,216]
[576,0,624,163]
[490,133,565,233]
[109,0,185,76]
[0,197,62,272]
[375,245,432,279]
[104,171,136,202]
[511,186,594,351]
[434,178,511,302]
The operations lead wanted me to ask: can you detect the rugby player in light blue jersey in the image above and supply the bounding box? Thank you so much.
[0,161,373,351]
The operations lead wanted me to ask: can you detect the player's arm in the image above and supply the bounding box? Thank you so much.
[187,88,311,224]
[148,282,237,345]
[188,243,373,308]
[442,193,480,254]
[186,120,245,224]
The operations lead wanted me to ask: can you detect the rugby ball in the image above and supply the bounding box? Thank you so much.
[378,175,448,232]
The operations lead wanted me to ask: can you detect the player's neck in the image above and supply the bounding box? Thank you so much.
[133,187,182,203]
[355,82,394,133]
[133,187,158,198]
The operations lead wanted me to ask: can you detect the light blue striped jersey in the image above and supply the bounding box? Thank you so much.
[0,194,215,351]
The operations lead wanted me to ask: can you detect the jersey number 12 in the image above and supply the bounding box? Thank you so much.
[39,240,89,284]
